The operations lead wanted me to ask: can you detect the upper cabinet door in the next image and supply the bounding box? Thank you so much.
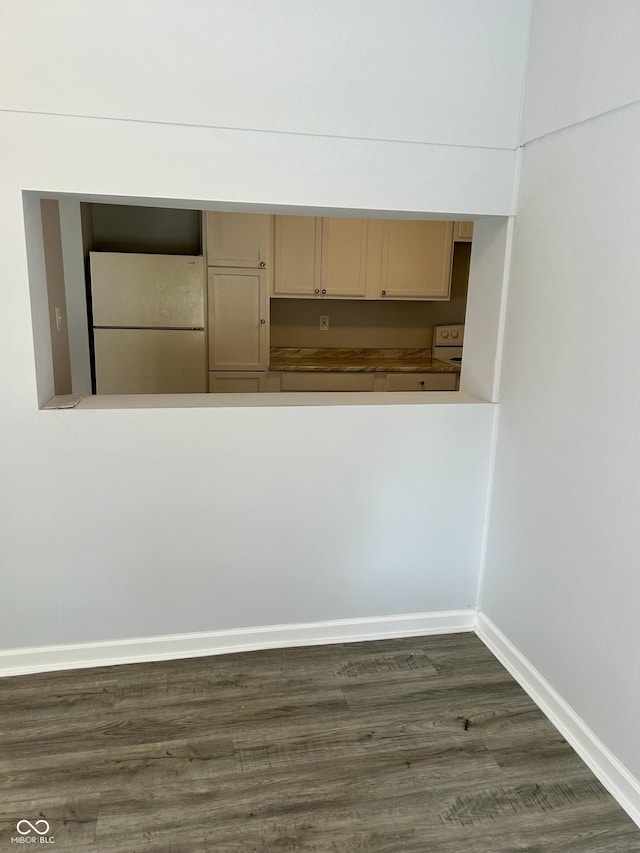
[320,218,368,298]
[380,221,454,300]
[273,216,321,296]
[205,212,269,268]
[454,221,474,242]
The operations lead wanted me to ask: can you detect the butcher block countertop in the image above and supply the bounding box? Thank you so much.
[270,347,460,374]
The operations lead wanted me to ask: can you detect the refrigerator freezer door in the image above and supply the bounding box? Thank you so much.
[90,253,204,328]
[94,329,206,394]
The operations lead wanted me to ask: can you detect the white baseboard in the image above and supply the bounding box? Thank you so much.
[0,609,475,678]
[476,612,640,828]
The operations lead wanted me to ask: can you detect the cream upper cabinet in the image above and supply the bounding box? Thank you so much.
[273,216,454,300]
[274,216,366,298]
[205,212,270,268]
[379,221,454,300]
[454,221,474,242]
[320,218,368,298]
[273,216,322,296]
[208,268,267,370]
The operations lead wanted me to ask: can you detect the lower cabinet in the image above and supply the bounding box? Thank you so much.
[280,373,376,392]
[386,373,458,391]
[208,370,458,393]
[208,371,265,393]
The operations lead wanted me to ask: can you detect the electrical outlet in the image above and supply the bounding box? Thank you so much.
[319,315,329,331]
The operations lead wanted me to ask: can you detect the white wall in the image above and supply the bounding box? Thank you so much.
[521,0,640,141]
[1,397,492,648]
[0,1,518,652]
[0,0,530,150]
[6,112,517,218]
[481,1,640,780]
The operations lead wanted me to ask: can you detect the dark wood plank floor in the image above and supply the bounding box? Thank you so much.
[1,632,638,851]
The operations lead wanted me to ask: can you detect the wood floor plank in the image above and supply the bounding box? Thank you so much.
[330,647,440,681]
[0,793,100,850]
[0,735,235,803]
[0,689,349,761]
[481,727,589,782]
[339,672,536,717]
[0,633,637,851]
[112,672,341,712]
[0,682,118,725]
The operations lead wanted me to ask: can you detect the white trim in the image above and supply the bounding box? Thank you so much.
[65,390,487,410]
[0,609,475,678]
[474,403,501,609]
[491,214,514,404]
[476,613,640,828]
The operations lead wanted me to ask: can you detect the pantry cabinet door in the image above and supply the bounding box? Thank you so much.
[380,221,454,299]
[208,268,267,370]
[320,218,368,297]
[273,216,321,296]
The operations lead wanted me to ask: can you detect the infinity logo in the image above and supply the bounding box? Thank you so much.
[16,820,50,836]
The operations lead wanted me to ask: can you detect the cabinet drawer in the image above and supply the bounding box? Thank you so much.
[280,372,376,392]
[386,373,457,391]
[208,371,264,393]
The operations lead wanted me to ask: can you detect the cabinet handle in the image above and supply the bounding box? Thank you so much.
[381,290,387,296]
[259,261,266,268]
[314,289,320,294]
[260,319,266,325]
[321,289,327,295]
[420,381,425,388]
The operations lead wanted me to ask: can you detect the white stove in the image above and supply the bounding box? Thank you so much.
[433,324,464,367]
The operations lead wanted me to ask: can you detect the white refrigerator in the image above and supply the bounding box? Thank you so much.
[90,252,206,394]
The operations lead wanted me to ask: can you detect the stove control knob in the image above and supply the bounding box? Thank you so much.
[442,331,449,339]
[451,331,459,339]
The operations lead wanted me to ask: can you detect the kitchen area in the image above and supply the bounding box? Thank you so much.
[45,203,472,396]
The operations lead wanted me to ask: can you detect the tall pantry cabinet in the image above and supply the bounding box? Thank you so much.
[205,212,271,392]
